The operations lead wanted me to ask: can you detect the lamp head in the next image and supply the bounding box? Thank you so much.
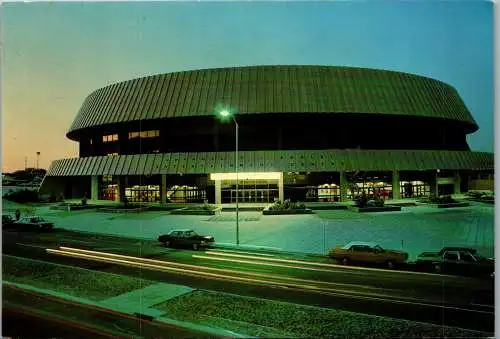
[219,110,230,117]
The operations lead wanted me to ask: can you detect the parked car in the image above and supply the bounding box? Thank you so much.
[13,216,54,231]
[2,214,16,228]
[328,241,409,269]
[158,229,215,250]
[416,247,494,277]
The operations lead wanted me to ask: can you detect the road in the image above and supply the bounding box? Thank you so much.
[2,228,495,333]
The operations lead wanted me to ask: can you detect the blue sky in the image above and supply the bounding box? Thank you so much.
[2,1,494,171]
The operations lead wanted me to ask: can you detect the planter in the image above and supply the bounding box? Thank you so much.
[466,198,494,205]
[432,202,470,209]
[170,207,222,215]
[306,205,349,211]
[389,202,418,207]
[99,206,151,213]
[222,206,265,212]
[348,205,402,213]
[50,203,97,211]
[262,208,313,215]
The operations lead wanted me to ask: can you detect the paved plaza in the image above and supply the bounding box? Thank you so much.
[7,200,494,261]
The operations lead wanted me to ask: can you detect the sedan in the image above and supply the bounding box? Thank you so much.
[14,216,54,231]
[2,215,16,228]
[329,241,408,269]
[416,247,494,277]
[158,229,215,250]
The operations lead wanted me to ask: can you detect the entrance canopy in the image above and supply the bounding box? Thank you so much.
[210,172,281,181]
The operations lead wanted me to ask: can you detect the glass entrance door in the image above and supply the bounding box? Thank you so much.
[222,179,278,203]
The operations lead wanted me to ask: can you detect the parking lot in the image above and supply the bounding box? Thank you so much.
[5,200,494,261]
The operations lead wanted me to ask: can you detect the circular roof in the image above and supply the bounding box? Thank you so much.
[67,65,478,139]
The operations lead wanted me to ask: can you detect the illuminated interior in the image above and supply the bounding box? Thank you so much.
[210,172,281,181]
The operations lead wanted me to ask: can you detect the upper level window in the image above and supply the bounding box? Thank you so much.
[103,134,118,142]
[128,130,160,139]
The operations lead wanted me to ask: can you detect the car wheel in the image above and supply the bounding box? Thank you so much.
[341,257,349,265]
[193,243,199,251]
[386,260,395,269]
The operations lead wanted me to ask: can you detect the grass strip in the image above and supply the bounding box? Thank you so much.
[154,290,491,338]
[3,255,156,301]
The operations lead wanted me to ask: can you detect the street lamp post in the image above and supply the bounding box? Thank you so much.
[220,110,240,246]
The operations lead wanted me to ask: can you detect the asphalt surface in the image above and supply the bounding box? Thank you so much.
[2,228,495,333]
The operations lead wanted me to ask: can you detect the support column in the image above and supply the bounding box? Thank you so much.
[430,171,438,196]
[215,179,222,205]
[454,171,461,195]
[91,175,99,201]
[161,174,167,204]
[118,176,128,203]
[340,171,348,202]
[115,176,122,202]
[392,170,401,200]
[278,172,284,202]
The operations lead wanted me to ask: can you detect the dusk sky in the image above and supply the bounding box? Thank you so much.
[2,1,494,173]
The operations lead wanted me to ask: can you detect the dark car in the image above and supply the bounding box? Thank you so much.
[2,215,16,228]
[14,216,54,231]
[416,247,494,277]
[158,229,215,250]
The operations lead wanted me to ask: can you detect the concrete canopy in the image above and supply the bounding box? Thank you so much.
[46,149,494,177]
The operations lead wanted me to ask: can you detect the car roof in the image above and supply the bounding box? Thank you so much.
[169,229,194,233]
[441,247,477,253]
[343,241,379,249]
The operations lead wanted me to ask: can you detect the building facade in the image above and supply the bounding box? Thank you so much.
[40,65,494,203]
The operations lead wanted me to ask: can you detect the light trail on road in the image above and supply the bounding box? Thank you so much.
[204,250,454,277]
[45,246,494,316]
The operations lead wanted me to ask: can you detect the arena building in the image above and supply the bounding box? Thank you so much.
[40,65,494,204]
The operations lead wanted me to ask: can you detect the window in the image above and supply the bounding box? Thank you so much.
[129,130,160,139]
[460,252,476,262]
[103,134,118,142]
[351,245,368,252]
[444,251,459,261]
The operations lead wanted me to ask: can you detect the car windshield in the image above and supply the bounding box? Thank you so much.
[373,245,384,252]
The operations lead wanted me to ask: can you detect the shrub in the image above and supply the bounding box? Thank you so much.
[354,192,368,208]
[467,191,485,199]
[428,194,456,204]
[4,189,40,203]
[355,193,385,208]
[268,199,307,211]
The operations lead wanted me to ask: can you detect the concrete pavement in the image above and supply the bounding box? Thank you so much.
[3,195,495,261]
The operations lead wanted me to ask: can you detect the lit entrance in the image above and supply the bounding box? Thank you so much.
[224,179,278,203]
[211,172,282,204]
